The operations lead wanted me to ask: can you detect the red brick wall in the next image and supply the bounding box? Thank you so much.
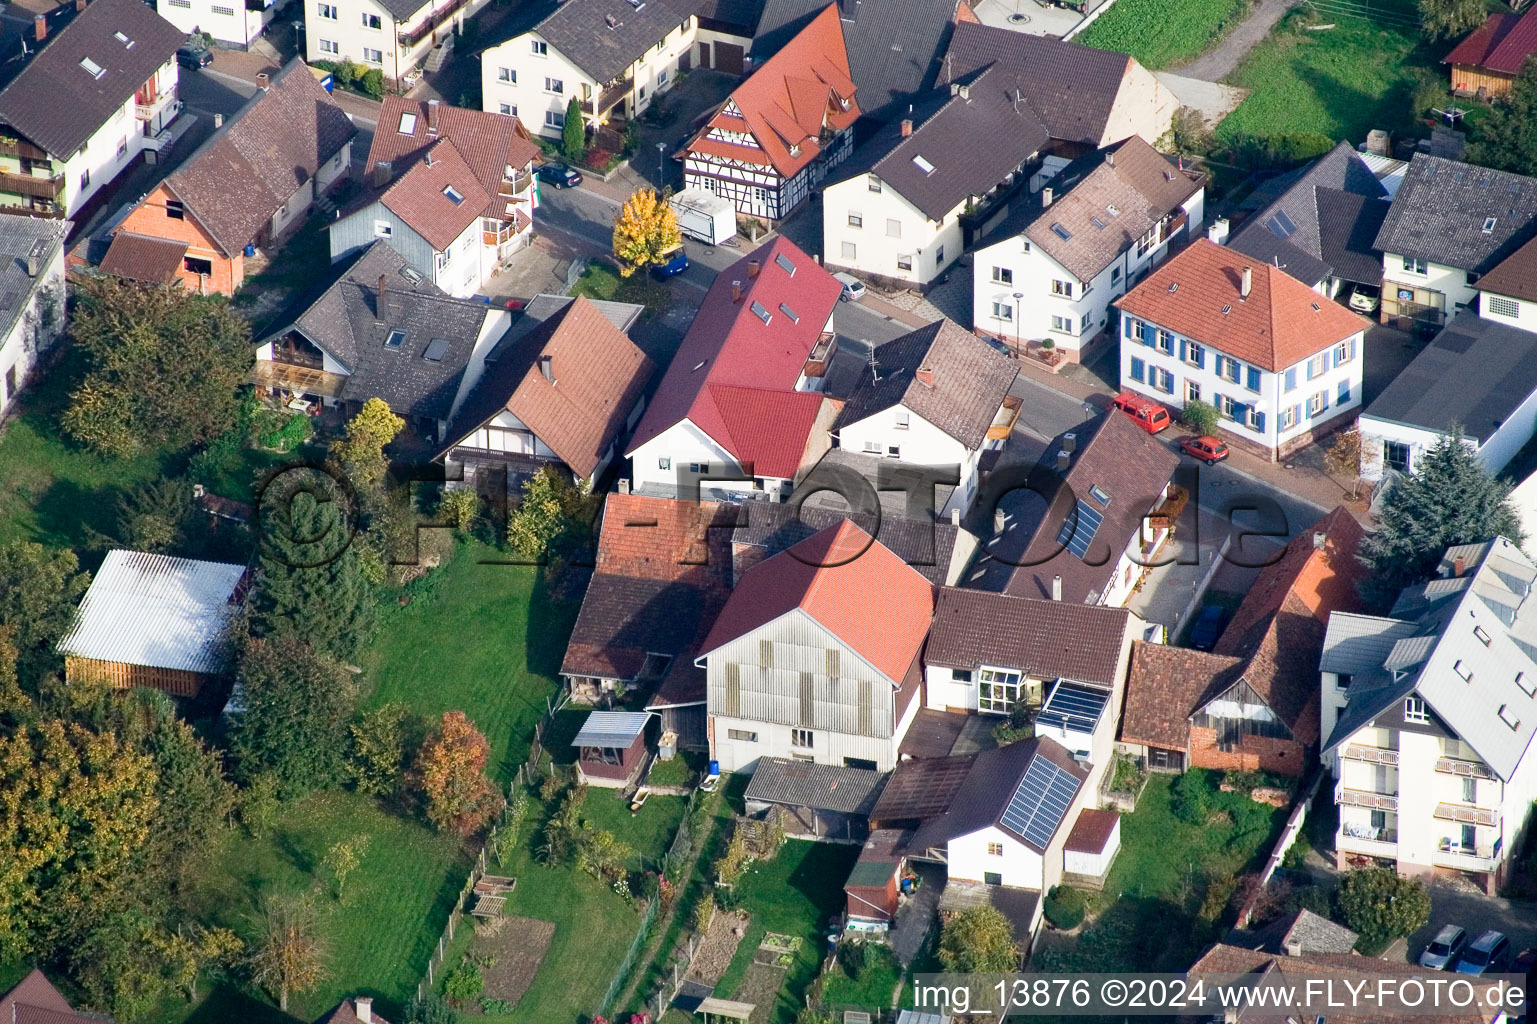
[115,185,244,295]
[1187,724,1306,777]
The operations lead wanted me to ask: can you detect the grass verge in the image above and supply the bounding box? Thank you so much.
[1075,0,1248,69]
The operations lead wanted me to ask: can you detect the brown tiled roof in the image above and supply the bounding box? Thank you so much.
[440,295,654,479]
[166,58,355,257]
[1477,231,1537,302]
[870,751,978,822]
[595,493,737,584]
[1024,136,1203,283]
[98,230,185,283]
[926,587,1130,686]
[1004,411,1179,604]
[0,0,184,159]
[1120,641,1244,751]
[1063,806,1118,853]
[1211,505,1367,745]
[687,5,858,178]
[561,573,725,680]
[314,997,394,1024]
[1116,239,1372,372]
[375,138,490,253]
[369,97,539,222]
[834,319,1019,450]
[0,971,91,1024]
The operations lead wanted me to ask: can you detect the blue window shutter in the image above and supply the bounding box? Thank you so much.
[1322,350,1332,372]
[1196,345,1206,370]
[1255,410,1266,434]
[1349,336,1357,361]
[1130,357,1145,383]
[1247,366,1260,391]
[1285,368,1296,391]
[1179,338,1187,361]
[1124,318,1135,339]
[1140,322,1152,346]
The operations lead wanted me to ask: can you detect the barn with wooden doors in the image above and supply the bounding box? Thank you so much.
[843,828,909,933]
[57,550,248,698]
[572,711,654,787]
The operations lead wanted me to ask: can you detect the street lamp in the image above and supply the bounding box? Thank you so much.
[1012,291,1023,355]
[657,142,666,185]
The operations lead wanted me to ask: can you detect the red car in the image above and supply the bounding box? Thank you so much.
[1180,435,1229,465]
[1111,391,1172,434]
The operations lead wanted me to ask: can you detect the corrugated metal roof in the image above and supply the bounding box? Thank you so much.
[571,710,651,748]
[744,757,887,815]
[57,550,246,674]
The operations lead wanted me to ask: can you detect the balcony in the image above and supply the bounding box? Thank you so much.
[0,136,51,162]
[1433,840,1499,873]
[1337,823,1398,857]
[498,172,534,201]
[1335,779,1397,811]
[580,77,632,118]
[0,169,64,201]
[397,0,470,49]
[251,360,347,398]
[1433,802,1498,826]
[1436,756,1496,780]
[1342,743,1399,765]
[987,394,1022,441]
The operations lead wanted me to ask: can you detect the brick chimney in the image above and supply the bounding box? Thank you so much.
[900,118,912,137]
[427,99,441,133]
[915,365,934,387]
[747,259,760,278]
[355,997,372,1024]
[1240,265,1253,299]
[731,280,742,302]
[34,14,45,42]
[1454,555,1467,577]
[1041,186,1053,207]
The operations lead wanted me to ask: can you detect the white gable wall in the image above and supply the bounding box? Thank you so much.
[947,824,1042,888]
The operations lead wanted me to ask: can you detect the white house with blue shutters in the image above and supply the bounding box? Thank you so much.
[1112,240,1371,461]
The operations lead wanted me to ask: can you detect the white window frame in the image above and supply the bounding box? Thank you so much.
[978,667,1023,714]
[362,47,383,64]
[992,301,1012,322]
[361,11,381,28]
[318,37,340,53]
[531,39,548,55]
[1404,696,1428,723]
[544,77,564,94]
[497,66,514,82]
[992,266,1012,285]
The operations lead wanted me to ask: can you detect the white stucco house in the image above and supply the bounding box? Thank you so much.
[305,0,493,88]
[821,68,1047,291]
[1115,239,1372,461]
[479,0,695,141]
[831,319,1019,516]
[0,217,68,420]
[972,135,1204,364]
[1358,234,1537,481]
[1321,539,1537,895]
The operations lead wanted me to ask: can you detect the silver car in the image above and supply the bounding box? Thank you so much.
[1420,925,1468,970]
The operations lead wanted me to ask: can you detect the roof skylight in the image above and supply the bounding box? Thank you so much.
[1051,223,1071,241]
[80,57,105,79]
[384,330,406,350]
[912,155,935,175]
[774,252,796,276]
[443,185,465,205]
[779,302,799,323]
[750,300,771,324]
[422,338,448,363]
[399,112,419,134]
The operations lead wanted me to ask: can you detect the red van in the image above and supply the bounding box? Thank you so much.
[1112,391,1172,434]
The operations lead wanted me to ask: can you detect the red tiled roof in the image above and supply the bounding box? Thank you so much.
[378,138,491,252]
[370,97,539,219]
[1120,642,1243,751]
[98,230,186,283]
[1444,10,1537,75]
[0,971,91,1024]
[699,520,935,683]
[595,492,735,587]
[1063,807,1119,854]
[627,237,843,479]
[1114,238,1371,372]
[316,997,394,1024]
[688,5,859,178]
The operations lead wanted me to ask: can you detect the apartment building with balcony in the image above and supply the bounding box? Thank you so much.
[972,135,1204,364]
[305,0,490,88]
[157,0,281,48]
[479,0,694,142]
[0,0,183,218]
[1115,239,1371,461]
[1320,538,1537,895]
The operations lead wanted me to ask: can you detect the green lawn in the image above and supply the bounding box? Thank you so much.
[1217,7,1434,149]
[716,840,861,1024]
[568,260,674,317]
[1032,771,1285,973]
[1075,0,1248,69]
[360,548,579,784]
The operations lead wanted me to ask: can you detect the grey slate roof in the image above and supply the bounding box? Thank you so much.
[925,586,1130,686]
[1361,310,1537,443]
[279,241,494,422]
[522,293,643,333]
[0,0,183,159]
[1373,153,1537,274]
[907,736,1087,852]
[661,0,765,30]
[829,68,1048,221]
[373,0,432,20]
[1321,613,1421,676]
[1228,142,1390,289]
[942,22,1131,146]
[1322,537,1537,781]
[0,216,65,344]
[751,0,961,120]
[833,318,1019,449]
[743,756,887,814]
[535,0,684,84]
[1241,908,1359,955]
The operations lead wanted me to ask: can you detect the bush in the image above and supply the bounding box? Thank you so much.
[1285,883,1334,921]
[838,939,871,979]
[693,893,716,932]
[991,701,1035,745]
[253,409,313,452]
[1181,398,1221,437]
[358,68,385,99]
[437,488,481,532]
[1171,769,1212,825]
[1043,885,1086,930]
[404,995,458,1024]
[442,955,485,1004]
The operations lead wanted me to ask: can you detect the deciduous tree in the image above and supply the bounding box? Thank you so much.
[329,397,404,493]
[1324,427,1363,498]
[938,905,1018,973]
[249,892,328,1013]
[230,636,359,795]
[62,277,252,458]
[1419,0,1486,40]
[1468,58,1537,176]
[612,189,682,277]
[505,466,599,563]
[1335,867,1429,949]
[417,711,505,835]
[0,541,90,685]
[349,700,422,797]
[1361,425,1522,604]
[323,836,369,901]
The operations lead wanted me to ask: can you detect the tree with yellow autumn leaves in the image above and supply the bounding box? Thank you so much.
[612,188,682,277]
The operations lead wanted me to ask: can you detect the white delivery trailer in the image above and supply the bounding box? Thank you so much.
[669,188,737,245]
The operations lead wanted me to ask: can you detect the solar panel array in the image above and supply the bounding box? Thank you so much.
[1000,754,1078,849]
[1036,681,1110,734]
[1055,500,1104,559]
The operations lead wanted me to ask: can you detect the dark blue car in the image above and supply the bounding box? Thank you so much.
[652,251,689,278]
[1188,605,1227,651]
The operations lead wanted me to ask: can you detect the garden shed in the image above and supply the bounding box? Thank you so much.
[843,829,908,931]
[1061,807,1121,889]
[571,711,653,787]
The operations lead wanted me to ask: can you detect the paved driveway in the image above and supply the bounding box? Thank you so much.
[1396,887,1537,965]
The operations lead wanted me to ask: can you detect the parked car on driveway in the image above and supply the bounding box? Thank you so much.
[1420,925,1469,970]
[833,272,866,303]
[1111,391,1171,434]
[651,250,689,279]
[1188,605,1227,651]
[1348,284,1380,314]
[1180,435,1229,465]
[1455,930,1511,975]
[177,43,213,69]
[537,163,582,188]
